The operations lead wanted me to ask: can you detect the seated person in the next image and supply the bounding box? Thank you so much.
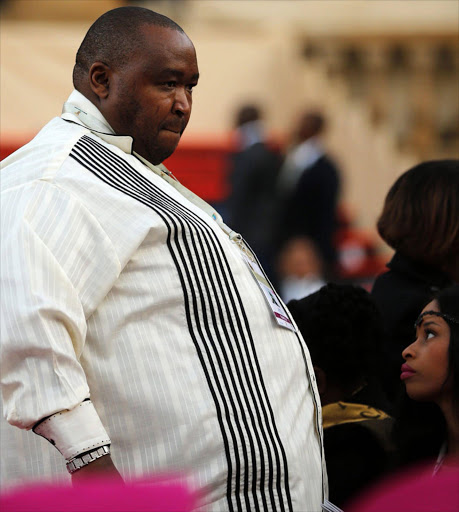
[288,283,394,507]
[394,285,459,472]
[277,236,325,303]
[371,160,458,403]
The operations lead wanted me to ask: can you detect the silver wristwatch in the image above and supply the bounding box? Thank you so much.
[66,445,110,474]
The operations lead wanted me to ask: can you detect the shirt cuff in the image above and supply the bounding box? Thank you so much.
[32,400,111,460]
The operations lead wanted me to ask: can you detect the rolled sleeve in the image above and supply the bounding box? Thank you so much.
[33,401,111,460]
[1,181,120,431]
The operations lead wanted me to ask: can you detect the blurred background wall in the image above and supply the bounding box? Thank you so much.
[1,0,458,266]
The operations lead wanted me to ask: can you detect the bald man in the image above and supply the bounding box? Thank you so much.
[1,7,327,511]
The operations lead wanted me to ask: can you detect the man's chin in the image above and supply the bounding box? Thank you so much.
[147,143,180,166]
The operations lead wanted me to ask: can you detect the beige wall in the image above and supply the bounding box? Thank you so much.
[1,0,457,242]
[3,0,457,136]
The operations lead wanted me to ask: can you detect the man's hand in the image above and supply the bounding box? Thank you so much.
[71,455,124,484]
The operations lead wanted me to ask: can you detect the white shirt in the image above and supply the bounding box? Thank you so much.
[236,121,265,150]
[277,138,325,197]
[1,91,326,510]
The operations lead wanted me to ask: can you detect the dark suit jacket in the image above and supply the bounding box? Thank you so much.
[227,141,282,258]
[278,154,340,268]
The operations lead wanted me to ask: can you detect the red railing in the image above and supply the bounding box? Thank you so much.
[1,137,388,283]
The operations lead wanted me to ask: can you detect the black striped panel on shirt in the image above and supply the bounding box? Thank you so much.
[70,134,293,512]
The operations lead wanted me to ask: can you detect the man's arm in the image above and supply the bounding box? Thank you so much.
[32,400,122,481]
[1,182,122,479]
[71,453,122,482]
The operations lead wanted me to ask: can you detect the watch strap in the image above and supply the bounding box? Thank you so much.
[66,445,111,474]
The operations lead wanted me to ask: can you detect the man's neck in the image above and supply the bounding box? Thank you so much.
[62,90,133,155]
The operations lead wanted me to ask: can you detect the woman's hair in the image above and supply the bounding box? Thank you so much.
[287,283,384,394]
[435,285,459,407]
[377,160,459,268]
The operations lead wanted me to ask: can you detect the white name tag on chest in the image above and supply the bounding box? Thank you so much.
[241,253,295,331]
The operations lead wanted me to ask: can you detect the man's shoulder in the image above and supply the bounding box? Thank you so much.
[6,116,88,159]
[1,117,90,192]
[307,154,340,180]
[235,142,282,174]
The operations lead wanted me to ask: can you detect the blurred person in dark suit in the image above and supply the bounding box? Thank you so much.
[226,104,282,280]
[276,110,341,279]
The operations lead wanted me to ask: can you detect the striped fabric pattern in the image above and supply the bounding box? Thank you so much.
[1,92,326,511]
[71,135,293,511]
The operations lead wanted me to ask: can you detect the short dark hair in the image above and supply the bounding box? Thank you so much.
[377,160,459,267]
[73,6,185,89]
[302,111,325,134]
[235,104,261,128]
[287,283,384,393]
[296,111,325,142]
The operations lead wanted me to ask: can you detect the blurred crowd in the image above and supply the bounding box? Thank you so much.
[225,108,459,507]
[225,105,342,295]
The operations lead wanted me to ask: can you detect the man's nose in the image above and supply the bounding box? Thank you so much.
[173,87,191,117]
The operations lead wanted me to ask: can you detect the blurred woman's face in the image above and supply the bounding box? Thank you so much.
[401,300,452,403]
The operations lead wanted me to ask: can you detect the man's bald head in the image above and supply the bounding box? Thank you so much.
[72,6,185,90]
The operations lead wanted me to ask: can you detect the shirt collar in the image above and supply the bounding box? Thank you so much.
[289,137,324,171]
[61,90,134,154]
[61,93,233,238]
[236,121,264,150]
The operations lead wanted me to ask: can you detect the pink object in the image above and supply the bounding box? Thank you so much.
[0,474,199,512]
[347,461,459,512]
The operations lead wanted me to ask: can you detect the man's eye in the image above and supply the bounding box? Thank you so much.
[166,81,176,88]
[186,84,196,92]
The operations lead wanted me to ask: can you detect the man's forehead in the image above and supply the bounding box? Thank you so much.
[137,24,197,70]
[156,66,200,80]
[139,23,193,51]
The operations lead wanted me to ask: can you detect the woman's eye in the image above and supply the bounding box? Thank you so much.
[425,331,435,340]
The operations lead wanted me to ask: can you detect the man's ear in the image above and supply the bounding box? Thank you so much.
[89,62,111,100]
